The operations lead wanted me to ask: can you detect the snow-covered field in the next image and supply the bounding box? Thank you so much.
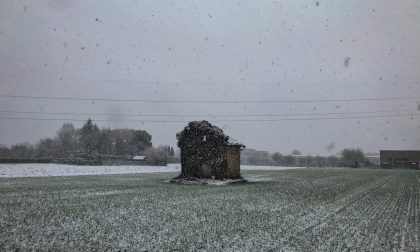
[1,168,419,251]
[0,163,302,178]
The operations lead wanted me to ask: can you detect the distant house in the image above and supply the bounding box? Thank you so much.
[128,155,148,165]
[132,155,146,161]
[365,153,380,166]
[380,150,420,169]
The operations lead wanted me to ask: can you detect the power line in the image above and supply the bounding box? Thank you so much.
[60,77,375,87]
[0,109,417,118]
[0,113,418,123]
[2,75,381,87]
[1,94,419,104]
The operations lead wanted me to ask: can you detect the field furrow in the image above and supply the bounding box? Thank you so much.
[332,176,397,251]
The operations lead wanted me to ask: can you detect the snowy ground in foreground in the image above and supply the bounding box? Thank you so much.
[1,169,419,251]
[0,163,303,178]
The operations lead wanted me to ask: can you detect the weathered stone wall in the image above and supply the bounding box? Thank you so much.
[225,145,241,179]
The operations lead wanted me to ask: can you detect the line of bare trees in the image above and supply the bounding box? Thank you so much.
[243,148,372,168]
[0,119,172,161]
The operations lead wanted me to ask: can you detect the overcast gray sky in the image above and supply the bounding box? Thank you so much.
[0,0,419,155]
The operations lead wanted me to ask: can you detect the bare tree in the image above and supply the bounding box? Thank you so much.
[79,119,100,154]
[272,152,283,165]
[35,138,57,158]
[56,123,76,156]
[326,156,339,167]
[341,148,366,168]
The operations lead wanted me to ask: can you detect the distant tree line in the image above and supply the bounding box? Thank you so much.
[0,119,174,163]
[242,148,373,168]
